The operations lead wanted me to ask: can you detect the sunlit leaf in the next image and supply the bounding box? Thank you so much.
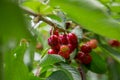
[59,64,81,80]
[85,51,107,74]
[5,43,29,80]
[50,0,120,40]
[47,70,72,80]
[40,54,65,67]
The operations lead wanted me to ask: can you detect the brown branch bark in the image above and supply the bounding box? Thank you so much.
[78,67,86,80]
[21,6,65,32]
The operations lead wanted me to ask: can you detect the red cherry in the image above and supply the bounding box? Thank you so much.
[76,52,92,64]
[50,28,59,36]
[67,33,78,47]
[58,51,70,59]
[108,39,120,47]
[58,45,70,59]
[60,45,70,53]
[68,44,76,53]
[48,35,59,47]
[76,51,85,61]
[81,44,92,53]
[48,49,57,54]
[59,34,68,45]
[82,53,92,64]
[87,39,98,49]
[51,44,60,52]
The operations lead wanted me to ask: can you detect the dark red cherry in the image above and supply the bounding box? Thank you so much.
[48,35,59,47]
[108,39,120,47]
[48,49,57,54]
[81,44,92,53]
[59,34,68,45]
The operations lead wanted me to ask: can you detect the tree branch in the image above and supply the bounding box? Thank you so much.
[21,6,65,32]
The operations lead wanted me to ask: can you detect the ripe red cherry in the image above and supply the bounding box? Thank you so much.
[60,45,70,53]
[48,49,57,54]
[68,44,76,53]
[76,52,92,64]
[76,51,85,61]
[82,53,92,64]
[108,39,120,47]
[50,28,59,36]
[59,34,68,45]
[58,45,70,59]
[51,44,60,52]
[87,39,98,49]
[58,51,70,59]
[67,33,78,47]
[48,35,59,47]
[80,44,92,53]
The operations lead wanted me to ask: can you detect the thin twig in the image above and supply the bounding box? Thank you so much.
[21,6,65,32]
[78,67,86,80]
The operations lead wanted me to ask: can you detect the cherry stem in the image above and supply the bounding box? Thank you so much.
[78,67,86,80]
[21,6,65,32]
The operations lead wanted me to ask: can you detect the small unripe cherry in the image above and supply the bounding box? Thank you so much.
[108,39,120,47]
[87,39,98,49]
[80,44,92,53]
[48,35,59,47]
[59,34,68,45]
[36,43,43,50]
[48,49,57,54]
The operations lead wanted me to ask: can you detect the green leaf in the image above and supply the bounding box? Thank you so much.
[29,73,43,80]
[100,44,120,63]
[108,60,120,80]
[40,54,65,67]
[40,65,53,74]
[85,51,107,74]
[109,2,120,13]
[5,43,29,80]
[59,64,81,80]
[100,0,110,3]
[47,14,62,22]
[72,26,83,39]
[0,44,3,80]
[47,70,72,80]
[47,63,81,80]
[0,1,35,80]
[22,1,41,13]
[23,1,53,15]
[50,0,120,40]
[0,1,34,50]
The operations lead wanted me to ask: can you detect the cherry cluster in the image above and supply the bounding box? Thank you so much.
[48,29,78,59]
[76,39,98,64]
[47,28,98,65]
[108,39,120,47]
